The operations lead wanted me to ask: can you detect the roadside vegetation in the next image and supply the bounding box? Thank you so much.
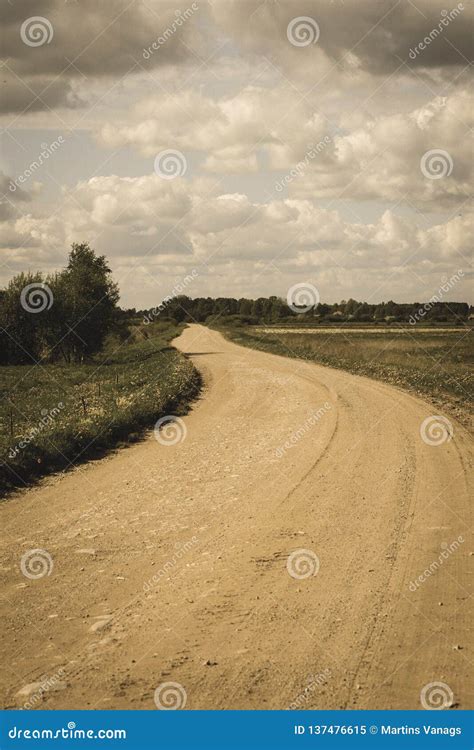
[0,320,200,496]
[0,246,200,496]
[220,324,473,429]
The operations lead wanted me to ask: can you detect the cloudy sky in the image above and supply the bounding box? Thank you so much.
[1,0,472,308]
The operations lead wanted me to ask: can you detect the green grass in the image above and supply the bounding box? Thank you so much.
[219,324,473,427]
[0,321,200,496]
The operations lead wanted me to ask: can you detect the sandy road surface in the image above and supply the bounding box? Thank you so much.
[0,324,472,710]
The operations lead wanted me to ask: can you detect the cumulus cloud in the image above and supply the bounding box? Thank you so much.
[1,174,471,306]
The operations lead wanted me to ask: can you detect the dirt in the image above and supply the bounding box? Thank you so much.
[0,324,472,710]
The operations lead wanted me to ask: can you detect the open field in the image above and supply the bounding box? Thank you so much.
[0,322,201,496]
[220,324,473,429]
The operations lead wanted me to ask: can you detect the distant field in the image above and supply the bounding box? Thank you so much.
[223,324,473,428]
[0,322,200,496]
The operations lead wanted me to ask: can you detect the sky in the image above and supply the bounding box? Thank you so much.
[0,0,472,308]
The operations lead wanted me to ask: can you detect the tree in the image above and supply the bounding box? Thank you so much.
[0,272,47,363]
[57,243,120,361]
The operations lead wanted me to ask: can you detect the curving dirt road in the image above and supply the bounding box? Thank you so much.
[0,324,472,710]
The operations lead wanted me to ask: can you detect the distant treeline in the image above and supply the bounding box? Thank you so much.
[136,295,472,326]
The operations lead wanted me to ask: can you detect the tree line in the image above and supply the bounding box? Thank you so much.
[136,295,471,326]
[0,244,122,365]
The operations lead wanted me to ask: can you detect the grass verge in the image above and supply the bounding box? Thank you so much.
[217,323,473,429]
[0,322,201,497]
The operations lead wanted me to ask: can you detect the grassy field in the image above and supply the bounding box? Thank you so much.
[220,324,473,428]
[0,321,200,496]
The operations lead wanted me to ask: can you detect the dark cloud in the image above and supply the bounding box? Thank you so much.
[212,0,473,73]
[1,0,205,113]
